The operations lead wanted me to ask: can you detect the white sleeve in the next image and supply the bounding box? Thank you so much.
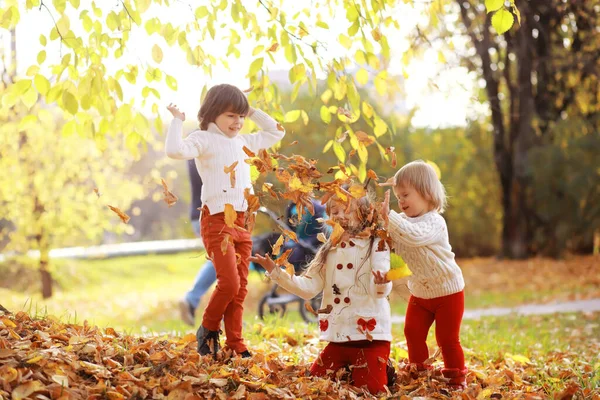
[241,109,285,152]
[267,265,324,300]
[369,238,392,298]
[165,118,204,159]
[388,211,446,247]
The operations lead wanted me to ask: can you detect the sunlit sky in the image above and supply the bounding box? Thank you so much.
[4,1,486,129]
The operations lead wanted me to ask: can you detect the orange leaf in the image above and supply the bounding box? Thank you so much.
[93,188,101,197]
[244,188,260,213]
[329,222,345,246]
[386,146,397,168]
[12,381,45,400]
[108,205,130,223]
[224,204,236,228]
[267,43,279,52]
[242,86,254,93]
[242,146,256,157]
[224,161,238,189]
[367,169,379,180]
[282,228,298,243]
[161,178,178,207]
[290,140,298,145]
[304,302,318,316]
[221,234,232,255]
[276,123,285,132]
[272,235,284,255]
[355,131,375,146]
[337,107,352,118]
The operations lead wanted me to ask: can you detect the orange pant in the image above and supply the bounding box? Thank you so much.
[200,207,252,353]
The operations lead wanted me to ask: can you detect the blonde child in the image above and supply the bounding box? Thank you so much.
[250,193,393,395]
[165,84,285,358]
[384,160,467,388]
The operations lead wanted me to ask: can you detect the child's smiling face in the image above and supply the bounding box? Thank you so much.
[215,111,246,138]
[393,183,431,218]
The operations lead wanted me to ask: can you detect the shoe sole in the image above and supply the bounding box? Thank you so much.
[178,300,195,326]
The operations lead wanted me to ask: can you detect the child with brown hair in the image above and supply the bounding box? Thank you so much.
[165,84,285,358]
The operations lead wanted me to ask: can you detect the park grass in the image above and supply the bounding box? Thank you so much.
[0,253,598,335]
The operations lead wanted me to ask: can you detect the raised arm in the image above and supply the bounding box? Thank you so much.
[241,108,285,152]
[268,266,324,300]
[388,211,446,247]
[165,118,205,160]
[370,238,392,298]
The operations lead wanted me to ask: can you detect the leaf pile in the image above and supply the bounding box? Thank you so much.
[2,309,598,399]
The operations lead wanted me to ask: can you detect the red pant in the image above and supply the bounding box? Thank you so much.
[200,207,252,353]
[310,340,390,395]
[404,291,466,384]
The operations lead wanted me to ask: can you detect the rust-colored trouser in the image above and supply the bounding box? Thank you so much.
[200,206,252,354]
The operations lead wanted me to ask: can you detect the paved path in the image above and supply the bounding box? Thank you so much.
[390,298,600,324]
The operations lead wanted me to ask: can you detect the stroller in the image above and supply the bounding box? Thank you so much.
[256,206,324,323]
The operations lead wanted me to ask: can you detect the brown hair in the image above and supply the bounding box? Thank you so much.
[197,84,249,130]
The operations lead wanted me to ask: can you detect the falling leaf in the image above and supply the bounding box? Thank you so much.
[386,146,397,168]
[262,182,279,199]
[244,188,260,214]
[161,178,178,207]
[221,234,232,255]
[267,43,279,52]
[243,146,256,157]
[276,123,285,132]
[348,184,366,199]
[304,302,318,316]
[290,140,298,145]
[355,131,375,146]
[367,169,379,181]
[329,222,345,246]
[93,188,101,197]
[272,235,285,255]
[281,228,298,243]
[317,233,327,243]
[108,205,130,223]
[224,204,237,228]
[224,161,238,188]
[242,86,254,93]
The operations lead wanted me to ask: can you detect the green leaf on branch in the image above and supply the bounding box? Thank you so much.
[491,8,515,35]
[284,110,301,123]
[485,0,504,13]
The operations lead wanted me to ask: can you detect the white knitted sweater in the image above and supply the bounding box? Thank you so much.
[388,211,465,299]
[268,238,392,343]
[165,110,284,215]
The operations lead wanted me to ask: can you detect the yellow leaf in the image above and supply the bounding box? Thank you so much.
[317,232,327,243]
[62,91,78,114]
[272,235,284,255]
[356,68,369,85]
[224,203,236,228]
[152,44,163,63]
[505,353,531,364]
[348,184,366,199]
[477,388,494,400]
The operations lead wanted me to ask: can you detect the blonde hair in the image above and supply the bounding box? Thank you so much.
[394,160,447,213]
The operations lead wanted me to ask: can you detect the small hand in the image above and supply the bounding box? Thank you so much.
[372,270,389,285]
[249,253,276,273]
[167,103,185,121]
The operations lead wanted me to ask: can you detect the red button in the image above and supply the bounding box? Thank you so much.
[347,263,353,269]
[341,242,346,248]
[337,263,343,270]
[349,241,355,247]
[334,298,340,304]
[344,297,350,304]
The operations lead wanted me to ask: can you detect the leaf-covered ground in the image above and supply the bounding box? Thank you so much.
[1,307,598,399]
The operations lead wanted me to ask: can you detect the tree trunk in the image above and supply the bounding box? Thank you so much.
[40,250,53,299]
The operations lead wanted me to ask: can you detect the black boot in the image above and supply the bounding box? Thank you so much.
[196,325,220,358]
[387,359,397,387]
[239,350,252,358]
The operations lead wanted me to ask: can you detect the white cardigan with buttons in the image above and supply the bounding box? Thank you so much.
[267,237,392,343]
